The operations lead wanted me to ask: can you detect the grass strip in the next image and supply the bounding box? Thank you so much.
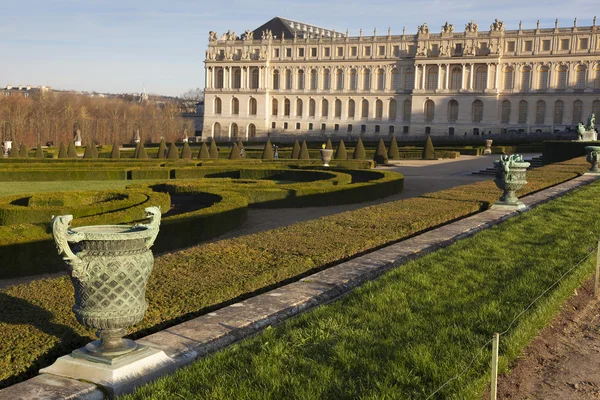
[122,178,600,400]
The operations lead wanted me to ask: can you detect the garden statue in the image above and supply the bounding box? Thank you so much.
[484,139,493,154]
[588,113,595,131]
[320,143,333,166]
[585,146,600,173]
[493,154,530,210]
[576,114,597,141]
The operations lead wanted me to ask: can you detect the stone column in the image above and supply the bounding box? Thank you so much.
[413,66,419,90]
[461,64,466,90]
[445,64,450,89]
[549,64,556,90]
[486,63,491,90]
[495,64,500,90]
[436,64,442,90]
[532,64,538,90]
[469,63,474,90]
[421,65,426,90]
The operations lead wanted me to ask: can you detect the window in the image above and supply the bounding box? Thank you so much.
[363,69,371,90]
[231,97,239,114]
[273,49,280,58]
[524,41,533,52]
[427,66,438,90]
[542,40,551,51]
[535,100,546,124]
[297,70,305,90]
[504,67,514,90]
[321,123,326,131]
[377,69,385,90]
[337,47,343,56]
[557,66,568,89]
[214,97,222,114]
[388,99,397,120]
[361,125,366,133]
[272,98,278,116]
[431,44,439,54]
[560,39,569,50]
[408,45,415,55]
[573,100,583,123]
[323,47,331,57]
[249,98,257,115]
[251,68,259,89]
[350,69,357,90]
[472,100,483,123]
[285,70,292,90]
[364,46,371,56]
[389,126,395,134]
[283,122,288,129]
[449,127,455,136]
[286,48,292,57]
[554,100,564,124]
[334,124,339,131]
[403,125,409,134]
[248,124,256,138]
[348,99,355,118]
[309,99,316,116]
[576,65,586,89]
[375,125,380,133]
[233,68,241,88]
[322,99,329,117]
[347,124,353,132]
[298,48,305,57]
[448,100,459,122]
[296,99,303,117]
[393,45,400,57]
[518,100,528,123]
[323,69,331,90]
[451,67,462,90]
[378,46,385,56]
[521,66,531,90]
[351,46,357,56]
[454,43,462,55]
[375,100,383,119]
[284,99,291,116]
[213,122,221,138]
[216,68,224,88]
[579,38,589,50]
[361,99,369,118]
[592,100,600,117]
[507,42,515,52]
[311,47,317,57]
[310,69,318,90]
[403,100,412,122]
[336,69,344,91]
[425,100,435,122]
[475,67,487,90]
[501,100,511,123]
[273,70,280,90]
[391,68,399,90]
[335,99,342,118]
[538,66,549,90]
[308,123,313,130]
[296,123,301,129]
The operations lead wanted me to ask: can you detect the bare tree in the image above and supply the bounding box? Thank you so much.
[178,88,204,113]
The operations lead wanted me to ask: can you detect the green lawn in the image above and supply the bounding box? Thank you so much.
[0,180,153,197]
[122,180,600,400]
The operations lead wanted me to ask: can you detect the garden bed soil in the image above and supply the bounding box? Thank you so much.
[493,276,600,399]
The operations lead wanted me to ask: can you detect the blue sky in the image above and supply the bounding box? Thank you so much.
[0,0,597,96]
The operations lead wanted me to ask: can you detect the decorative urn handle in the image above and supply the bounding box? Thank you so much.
[135,206,162,250]
[51,214,85,268]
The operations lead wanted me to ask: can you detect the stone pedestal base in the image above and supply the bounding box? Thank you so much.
[40,346,174,396]
[584,172,600,176]
[491,201,528,211]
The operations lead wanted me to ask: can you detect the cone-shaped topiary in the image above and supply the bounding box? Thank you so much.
[133,142,140,159]
[325,138,333,150]
[229,142,241,160]
[291,140,301,159]
[90,143,98,159]
[236,139,244,150]
[83,144,94,159]
[67,141,78,158]
[58,143,68,159]
[373,138,388,165]
[422,135,435,160]
[157,138,167,159]
[198,142,210,159]
[387,136,399,160]
[209,140,219,159]
[136,142,148,159]
[110,141,120,159]
[19,143,28,158]
[9,145,19,158]
[335,139,348,160]
[298,140,310,159]
[167,142,179,159]
[181,142,192,160]
[35,144,44,159]
[353,137,366,160]
[261,139,274,160]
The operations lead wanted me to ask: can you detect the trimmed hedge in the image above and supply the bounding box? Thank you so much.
[0,169,128,182]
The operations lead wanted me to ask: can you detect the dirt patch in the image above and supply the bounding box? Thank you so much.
[494,277,600,399]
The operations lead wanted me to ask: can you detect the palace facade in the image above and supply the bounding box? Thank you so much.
[203,17,600,139]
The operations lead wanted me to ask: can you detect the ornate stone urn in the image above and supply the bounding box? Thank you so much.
[51,207,161,361]
[585,146,600,173]
[493,154,530,209]
[484,139,493,154]
[320,149,333,166]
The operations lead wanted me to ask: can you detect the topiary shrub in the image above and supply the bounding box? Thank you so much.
[133,142,140,159]
[167,142,179,159]
[35,144,44,159]
[291,140,301,159]
[136,142,148,159]
[18,143,28,158]
[67,142,78,158]
[298,140,310,159]
[326,138,333,150]
[353,137,366,160]
[229,142,241,160]
[58,143,68,159]
[373,138,388,165]
[181,142,192,160]
[198,142,210,159]
[335,140,348,160]
[157,138,167,159]
[262,139,274,160]
[237,139,244,150]
[82,144,94,159]
[209,140,219,159]
[422,135,435,160]
[90,143,98,159]
[110,141,120,159]
[388,136,399,160]
[9,146,19,158]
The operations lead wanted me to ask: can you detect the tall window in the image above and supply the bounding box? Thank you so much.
[557,66,568,89]
[573,100,583,123]
[231,123,238,139]
[425,100,435,122]
[518,100,528,124]
[231,97,239,115]
[501,100,511,123]
[405,69,414,90]
[248,124,256,138]
[216,68,224,88]
[322,99,329,117]
[335,99,342,118]
[336,69,344,91]
[554,100,564,124]
[504,67,514,90]
[350,69,357,90]
[388,99,397,120]
[450,67,462,90]
[296,99,303,117]
[475,67,487,90]
[272,98,278,116]
[251,69,259,89]
[348,99,356,118]
[323,69,331,90]
[427,67,438,90]
[363,69,371,90]
[309,99,316,117]
[297,70,305,90]
[472,100,483,123]
[391,68,399,90]
[233,68,241,88]
[284,99,291,116]
[448,100,459,122]
[575,65,587,89]
[213,122,221,138]
[310,69,318,90]
[361,99,369,118]
[593,100,600,117]
[403,100,412,122]
[535,100,546,124]
[521,66,531,90]
[377,69,385,90]
[214,97,222,114]
[375,100,383,119]
[249,98,257,115]
[538,66,549,90]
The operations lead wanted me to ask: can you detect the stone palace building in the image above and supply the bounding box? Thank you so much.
[203,16,600,139]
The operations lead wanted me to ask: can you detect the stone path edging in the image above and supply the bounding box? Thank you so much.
[1,174,596,400]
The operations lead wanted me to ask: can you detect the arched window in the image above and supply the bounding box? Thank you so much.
[535,100,546,124]
[273,70,280,90]
[285,70,292,90]
[350,69,357,90]
[296,99,303,117]
[538,66,549,90]
[323,69,331,90]
[377,69,385,90]
[348,99,356,118]
[472,100,483,123]
[322,99,329,117]
[309,99,316,117]
[592,100,600,117]
[231,123,239,139]
[248,123,256,138]
[425,100,435,122]
[251,68,259,89]
[335,99,342,118]
[573,100,583,123]
[272,98,278,116]
[557,66,568,89]
[501,100,511,123]
[283,99,291,116]
[518,100,528,124]
[213,122,221,138]
[214,97,222,114]
[427,66,438,90]
[388,99,397,120]
[310,69,318,90]
[336,69,344,91]
[554,100,564,124]
[231,97,239,115]
[361,99,369,118]
[504,67,514,90]
[363,69,371,90]
[249,98,257,115]
[297,70,305,90]
[233,68,241,88]
[475,66,487,90]
[216,68,224,88]
[448,100,459,122]
[375,99,383,119]
[391,68,399,90]
[403,100,412,122]
[450,67,462,90]
[576,65,587,89]
[521,66,531,90]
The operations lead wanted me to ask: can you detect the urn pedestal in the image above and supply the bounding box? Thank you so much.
[585,146,600,174]
[492,155,530,210]
[320,148,333,166]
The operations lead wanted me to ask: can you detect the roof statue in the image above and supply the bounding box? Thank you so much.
[441,22,454,34]
[465,20,478,33]
[490,19,504,32]
[221,30,236,41]
[261,29,273,40]
[242,30,254,40]
[208,31,218,42]
[418,23,429,34]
